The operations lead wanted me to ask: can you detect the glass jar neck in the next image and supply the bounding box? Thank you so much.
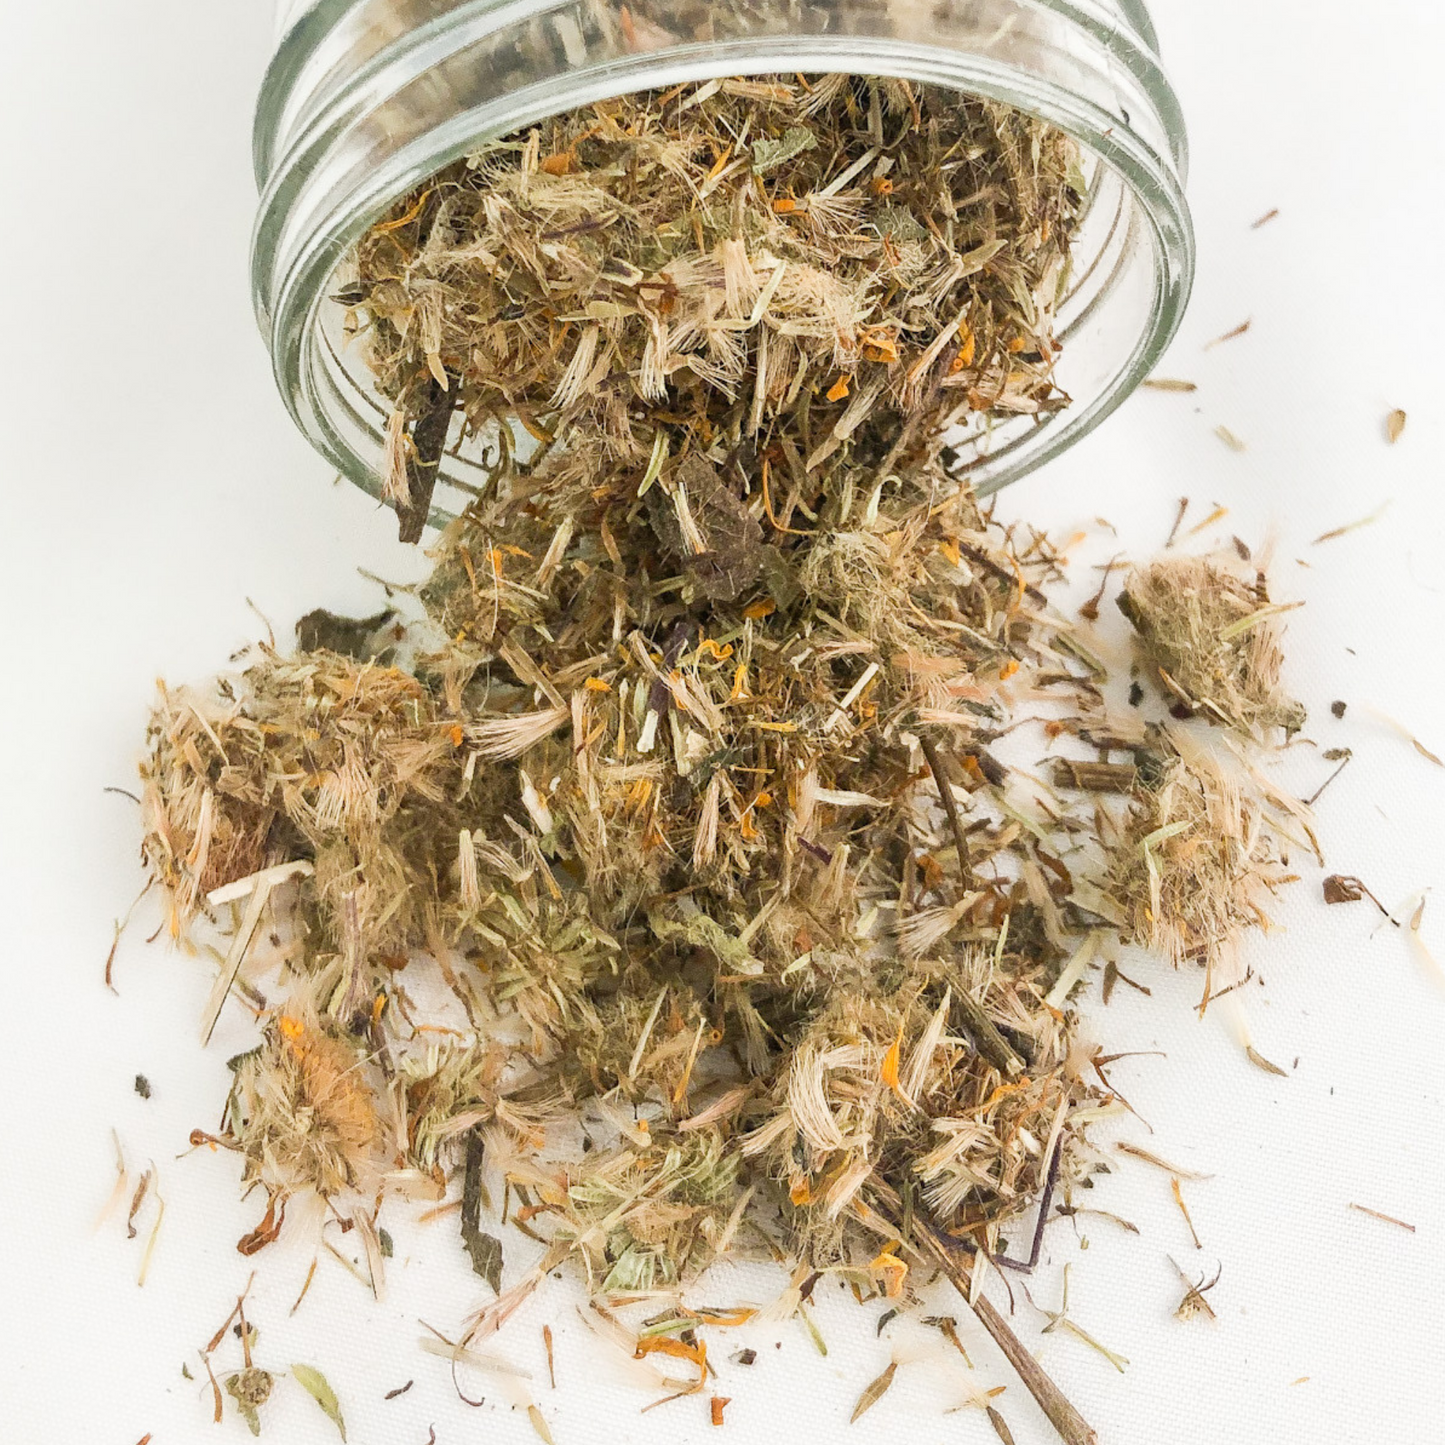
[253,0,1192,526]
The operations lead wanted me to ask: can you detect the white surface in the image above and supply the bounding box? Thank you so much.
[3,4,1444,1443]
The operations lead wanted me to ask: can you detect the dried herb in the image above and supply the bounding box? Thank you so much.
[988,1408,1019,1445]
[1033,1265,1128,1373]
[850,1360,898,1423]
[128,67,1342,1445]
[1117,553,1305,736]
[1170,1257,1221,1321]
[1115,1143,1211,1180]
[345,76,1082,541]
[1204,319,1251,348]
[292,1363,348,1441]
[225,1369,275,1436]
[1245,1046,1288,1078]
[134,1074,152,1099]
[1348,1202,1415,1233]
[1311,503,1391,545]
[461,1129,504,1293]
[1368,707,1444,768]
[1170,1178,1201,1249]
[295,608,396,660]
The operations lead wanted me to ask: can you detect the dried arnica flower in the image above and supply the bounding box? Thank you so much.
[343,75,1081,539]
[1101,725,1316,1009]
[228,1003,384,1211]
[1117,553,1306,737]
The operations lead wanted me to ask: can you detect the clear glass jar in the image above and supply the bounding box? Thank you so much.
[254,0,1192,527]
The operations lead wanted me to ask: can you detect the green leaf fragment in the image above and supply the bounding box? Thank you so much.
[292,1363,347,1441]
[751,127,817,174]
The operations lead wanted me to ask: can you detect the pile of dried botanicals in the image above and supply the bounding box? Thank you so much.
[134,76,1313,1445]
[343,75,1080,539]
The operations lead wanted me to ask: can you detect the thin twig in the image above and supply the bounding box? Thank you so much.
[870,1183,1097,1445]
[921,736,974,890]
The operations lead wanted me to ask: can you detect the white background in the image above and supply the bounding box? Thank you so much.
[2,4,1444,1443]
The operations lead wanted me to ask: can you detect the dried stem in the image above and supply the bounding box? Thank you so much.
[921,735,974,891]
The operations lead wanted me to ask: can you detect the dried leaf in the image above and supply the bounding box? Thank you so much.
[850,1360,898,1423]
[464,1230,505,1293]
[752,126,818,174]
[1141,378,1197,393]
[291,1364,347,1441]
[461,1128,504,1293]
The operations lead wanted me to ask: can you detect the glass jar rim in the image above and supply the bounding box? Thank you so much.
[253,1,1194,525]
[254,0,1184,185]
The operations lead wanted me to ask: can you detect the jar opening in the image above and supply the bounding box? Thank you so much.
[255,3,1192,526]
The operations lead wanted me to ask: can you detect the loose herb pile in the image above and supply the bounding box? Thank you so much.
[134,79,1318,1445]
[345,75,1079,540]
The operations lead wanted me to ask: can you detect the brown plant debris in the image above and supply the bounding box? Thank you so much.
[1170,1257,1221,1321]
[1204,320,1251,349]
[1348,1202,1416,1233]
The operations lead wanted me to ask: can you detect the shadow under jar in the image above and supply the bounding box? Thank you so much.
[254,0,1192,528]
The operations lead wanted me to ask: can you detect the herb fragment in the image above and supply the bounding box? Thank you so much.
[1170,1257,1221,1321]
[1348,1202,1415,1233]
[1204,319,1251,348]
[225,1370,275,1436]
[292,1364,347,1441]
[850,1360,898,1423]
